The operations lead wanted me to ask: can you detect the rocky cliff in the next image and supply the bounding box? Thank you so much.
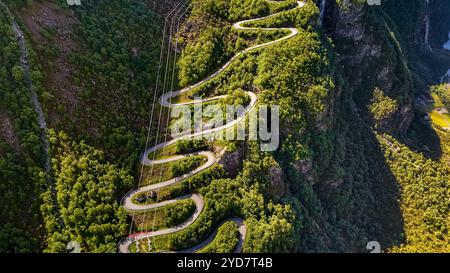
[323,0,416,135]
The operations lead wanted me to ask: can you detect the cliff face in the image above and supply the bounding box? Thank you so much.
[430,0,450,48]
[292,0,429,252]
[323,0,415,135]
[428,0,450,83]
[292,0,450,253]
[380,0,450,89]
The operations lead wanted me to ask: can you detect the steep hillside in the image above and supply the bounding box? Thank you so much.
[17,0,163,170]
[2,0,450,253]
[299,0,450,252]
[0,0,46,252]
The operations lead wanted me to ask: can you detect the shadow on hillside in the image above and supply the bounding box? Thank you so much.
[399,114,443,161]
[298,99,405,252]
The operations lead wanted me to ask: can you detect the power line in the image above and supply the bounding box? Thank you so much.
[127,0,185,236]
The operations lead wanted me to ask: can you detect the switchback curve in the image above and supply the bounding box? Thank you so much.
[118,0,305,253]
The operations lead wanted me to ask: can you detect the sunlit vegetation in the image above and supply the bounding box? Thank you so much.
[141,155,207,186]
[42,130,134,252]
[134,178,240,252]
[130,0,322,252]
[431,84,450,110]
[198,221,239,253]
[175,53,258,100]
[176,0,317,88]
[5,0,450,255]
[132,164,226,206]
[368,87,399,123]
[417,86,450,130]
[379,134,450,252]
[241,2,318,29]
[133,199,196,232]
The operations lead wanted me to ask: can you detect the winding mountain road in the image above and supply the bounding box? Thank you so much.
[175,217,247,253]
[119,0,305,253]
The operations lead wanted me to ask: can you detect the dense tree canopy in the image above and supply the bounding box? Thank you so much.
[42,130,134,252]
[0,4,44,253]
[4,0,450,255]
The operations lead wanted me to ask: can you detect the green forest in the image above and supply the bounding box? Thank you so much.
[0,2,45,252]
[1,0,450,254]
